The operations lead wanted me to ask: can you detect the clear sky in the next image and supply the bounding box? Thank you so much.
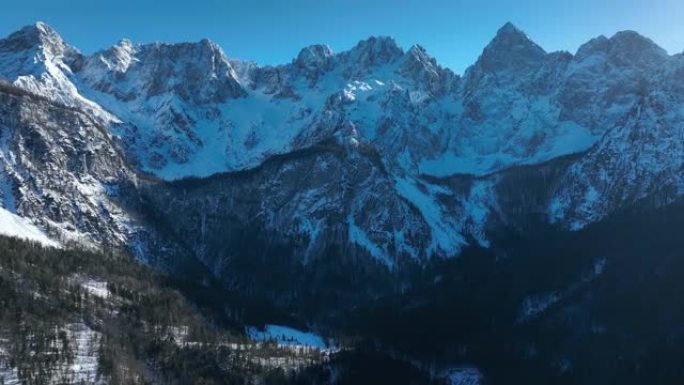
[1,0,683,74]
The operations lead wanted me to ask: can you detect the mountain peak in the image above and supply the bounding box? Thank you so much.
[96,38,138,73]
[18,21,64,46]
[497,21,522,36]
[13,21,59,40]
[472,22,546,73]
[611,30,657,43]
[297,44,333,58]
[295,44,334,72]
[488,22,543,53]
[575,30,668,67]
[403,44,438,71]
[117,38,134,49]
[489,22,539,48]
[407,44,428,57]
[609,30,667,58]
[33,21,57,36]
[399,43,456,95]
[198,38,221,51]
[0,21,71,58]
[344,36,404,67]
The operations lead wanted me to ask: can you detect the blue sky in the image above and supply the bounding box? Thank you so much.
[1,0,683,74]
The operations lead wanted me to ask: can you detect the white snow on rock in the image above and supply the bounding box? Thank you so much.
[419,120,597,177]
[81,279,110,299]
[72,275,110,299]
[348,211,394,268]
[395,176,466,255]
[0,206,58,247]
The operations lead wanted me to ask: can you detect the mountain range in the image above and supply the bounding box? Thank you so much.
[2,21,682,262]
[1,21,684,384]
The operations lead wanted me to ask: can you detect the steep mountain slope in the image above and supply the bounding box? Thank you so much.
[0,81,139,247]
[422,23,594,177]
[550,94,684,229]
[77,38,247,175]
[142,139,497,269]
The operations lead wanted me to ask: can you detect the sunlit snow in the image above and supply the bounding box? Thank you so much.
[0,207,58,247]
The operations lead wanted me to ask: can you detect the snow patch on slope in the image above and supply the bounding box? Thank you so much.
[348,212,393,267]
[460,180,497,247]
[395,177,466,255]
[419,120,597,177]
[0,206,58,247]
[74,276,110,299]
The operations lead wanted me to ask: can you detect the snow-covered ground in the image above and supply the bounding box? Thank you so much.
[246,324,330,350]
[0,207,59,247]
[418,121,597,177]
[74,276,111,299]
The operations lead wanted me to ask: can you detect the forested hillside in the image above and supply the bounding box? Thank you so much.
[0,236,404,385]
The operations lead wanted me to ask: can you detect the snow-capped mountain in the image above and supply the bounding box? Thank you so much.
[0,21,682,271]
[0,22,116,121]
[75,33,460,180]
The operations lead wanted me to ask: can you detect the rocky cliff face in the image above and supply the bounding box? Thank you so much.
[0,82,139,247]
